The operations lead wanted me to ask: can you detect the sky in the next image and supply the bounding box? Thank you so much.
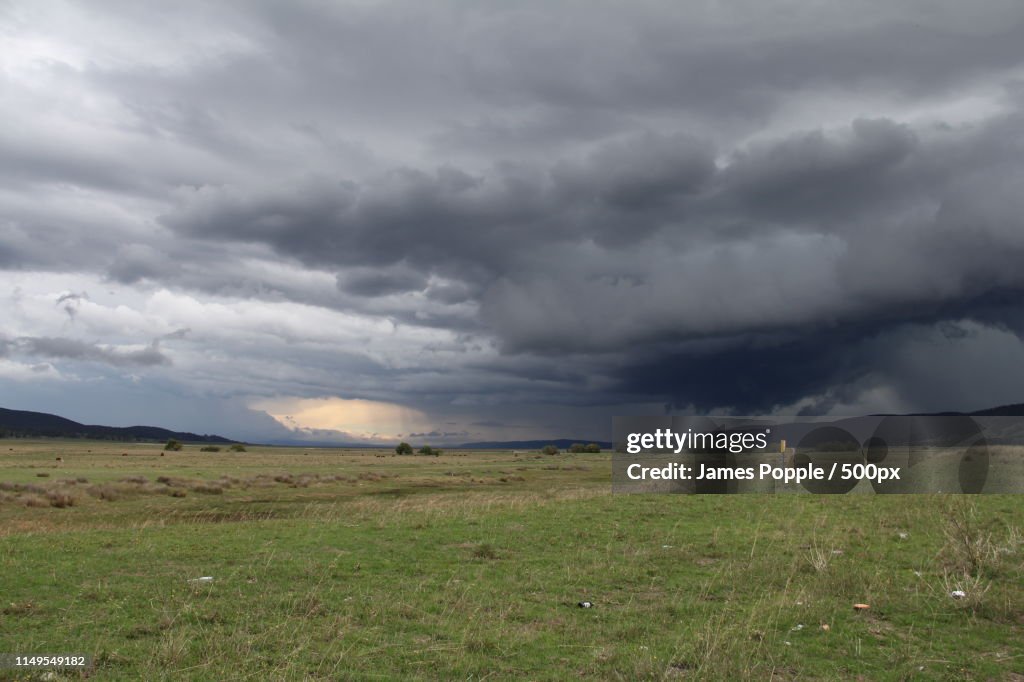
[2,1,1024,445]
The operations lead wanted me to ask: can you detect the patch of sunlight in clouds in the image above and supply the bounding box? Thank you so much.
[251,396,433,441]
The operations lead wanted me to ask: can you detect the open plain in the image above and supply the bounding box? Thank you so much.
[0,440,1022,680]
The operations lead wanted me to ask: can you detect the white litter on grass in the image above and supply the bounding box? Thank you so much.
[791,624,804,631]
[662,545,672,549]
[189,576,214,583]
[950,590,966,599]
[578,601,593,608]
[898,532,909,540]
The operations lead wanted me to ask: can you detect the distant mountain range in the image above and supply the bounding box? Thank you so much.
[900,403,1024,416]
[0,407,234,444]
[3,403,1022,449]
[0,406,609,448]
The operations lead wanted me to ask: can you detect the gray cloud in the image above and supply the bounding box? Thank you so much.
[16,337,171,368]
[335,266,428,298]
[2,1,1024,439]
[55,292,88,320]
[159,111,1024,355]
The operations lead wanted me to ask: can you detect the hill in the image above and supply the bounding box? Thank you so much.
[0,407,234,443]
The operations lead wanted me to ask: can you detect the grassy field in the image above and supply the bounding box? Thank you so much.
[0,440,1021,680]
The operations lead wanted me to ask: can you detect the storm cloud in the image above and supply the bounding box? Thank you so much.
[15,336,171,368]
[3,1,1024,441]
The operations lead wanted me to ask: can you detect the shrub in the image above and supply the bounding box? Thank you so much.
[418,446,442,457]
[200,446,221,452]
[395,442,413,455]
[228,444,247,452]
[88,485,120,502]
[164,439,183,451]
[569,443,586,453]
[46,491,76,508]
[1,482,45,494]
[541,445,560,455]
[585,443,602,453]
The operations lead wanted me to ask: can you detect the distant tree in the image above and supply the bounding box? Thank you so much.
[228,443,247,452]
[584,443,602,453]
[200,445,221,452]
[164,439,182,451]
[541,444,560,455]
[569,443,586,453]
[418,445,442,457]
[395,442,413,455]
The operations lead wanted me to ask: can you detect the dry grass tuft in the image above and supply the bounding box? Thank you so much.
[18,494,49,508]
[941,570,991,610]
[0,482,46,494]
[806,540,835,573]
[88,485,121,502]
[46,490,76,508]
[471,543,499,560]
[940,498,1000,575]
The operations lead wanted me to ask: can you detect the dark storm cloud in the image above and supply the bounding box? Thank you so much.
[16,337,171,367]
[174,106,1024,413]
[335,266,429,298]
[161,109,1024,319]
[161,130,719,277]
[149,44,1024,415]
[612,285,1024,416]
[424,280,474,305]
[612,329,870,415]
[106,244,177,285]
[719,118,920,222]
[5,0,1024,430]
[161,167,545,273]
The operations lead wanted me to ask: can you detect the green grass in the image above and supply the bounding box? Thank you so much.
[0,441,1021,680]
